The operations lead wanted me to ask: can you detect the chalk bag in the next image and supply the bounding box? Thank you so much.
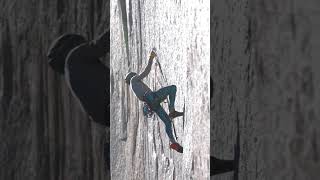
[143,103,154,118]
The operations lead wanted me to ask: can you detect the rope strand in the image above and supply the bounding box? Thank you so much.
[154,54,178,140]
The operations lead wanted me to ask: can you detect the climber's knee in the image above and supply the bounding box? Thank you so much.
[170,85,177,93]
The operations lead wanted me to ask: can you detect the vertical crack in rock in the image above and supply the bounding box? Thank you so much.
[137,0,143,65]
[96,0,103,23]
[157,120,164,153]
[245,17,252,55]
[118,0,130,64]
[121,81,128,140]
[312,131,319,163]
[128,0,133,32]
[290,0,296,40]
[56,0,65,19]
[1,20,13,121]
[89,0,95,38]
[36,55,46,179]
[294,93,304,135]
[182,100,185,130]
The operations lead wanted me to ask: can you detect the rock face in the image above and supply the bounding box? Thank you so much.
[0,0,110,179]
[211,0,320,179]
[110,0,210,179]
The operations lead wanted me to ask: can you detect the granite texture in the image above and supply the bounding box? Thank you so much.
[211,0,320,179]
[110,0,210,179]
[0,0,110,179]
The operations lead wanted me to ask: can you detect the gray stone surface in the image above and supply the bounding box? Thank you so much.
[0,0,110,179]
[110,0,210,179]
[211,0,320,179]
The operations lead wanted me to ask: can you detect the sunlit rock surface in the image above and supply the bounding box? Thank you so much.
[110,0,210,179]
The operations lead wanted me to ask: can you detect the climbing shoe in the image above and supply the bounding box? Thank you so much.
[170,143,183,153]
[169,110,184,119]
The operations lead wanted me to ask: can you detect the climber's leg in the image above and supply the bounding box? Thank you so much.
[154,85,177,111]
[155,106,176,143]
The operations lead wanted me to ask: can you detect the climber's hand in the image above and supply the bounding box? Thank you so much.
[150,50,157,60]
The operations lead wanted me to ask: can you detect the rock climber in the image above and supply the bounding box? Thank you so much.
[47,29,110,171]
[47,30,110,127]
[125,50,184,153]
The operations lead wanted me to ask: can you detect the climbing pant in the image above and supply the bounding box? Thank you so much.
[143,85,177,143]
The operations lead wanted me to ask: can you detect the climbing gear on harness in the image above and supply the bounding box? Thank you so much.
[143,103,154,118]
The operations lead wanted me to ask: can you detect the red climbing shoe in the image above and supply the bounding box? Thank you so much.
[170,143,183,153]
[169,110,184,119]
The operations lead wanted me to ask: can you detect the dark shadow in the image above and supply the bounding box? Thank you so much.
[211,156,234,175]
[47,30,110,176]
[210,76,240,179]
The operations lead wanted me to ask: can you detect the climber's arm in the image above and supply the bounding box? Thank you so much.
[88,29,110,58]
[136,51,156,80]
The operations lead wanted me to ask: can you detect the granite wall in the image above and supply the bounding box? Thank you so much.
[110,0,210,179]
[211,0,320,179]
[0,0,110,179]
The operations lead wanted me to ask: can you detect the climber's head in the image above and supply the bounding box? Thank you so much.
[47,34,87,74]
[125,72,137,85]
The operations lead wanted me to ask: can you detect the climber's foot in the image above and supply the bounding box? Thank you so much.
[169,110,184,119]
[170,143,183,153]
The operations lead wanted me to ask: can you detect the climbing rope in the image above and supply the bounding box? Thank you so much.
[153,49,179,140]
